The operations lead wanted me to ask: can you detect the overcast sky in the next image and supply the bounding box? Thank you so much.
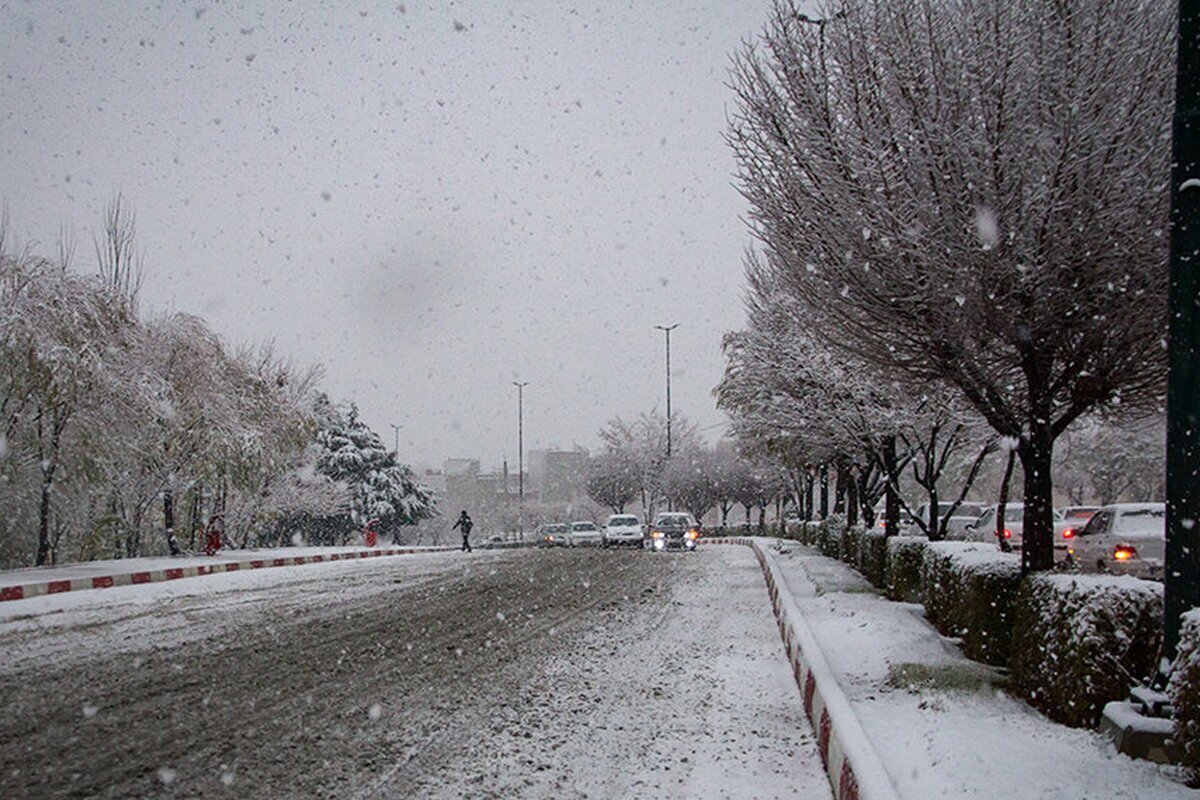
[1,1,789,471]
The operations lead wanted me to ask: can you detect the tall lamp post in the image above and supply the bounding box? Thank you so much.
[389,423,401,456]
[1164,0,1200,667]
[513,381,529,539]
[655,324,679,511]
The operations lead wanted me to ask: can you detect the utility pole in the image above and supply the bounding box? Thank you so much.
[513,381,529,539]
[655,324,679,512]
[389,423,401,456]
[1164,0,1200,666]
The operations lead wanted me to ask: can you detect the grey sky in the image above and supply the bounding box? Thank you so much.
[1,1,783,470]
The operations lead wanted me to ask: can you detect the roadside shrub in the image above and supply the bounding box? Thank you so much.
[921,542,1021,666]
[800,521,821,547]
[1170,610,1200,781]
[1011,574,1163,728]
[884,535,928,603]
[817,514,845,559]
[859,528,889,588]
[839,522,862,567]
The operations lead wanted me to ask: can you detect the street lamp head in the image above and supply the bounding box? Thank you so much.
[654,323,680,332]
[512,380,529,389]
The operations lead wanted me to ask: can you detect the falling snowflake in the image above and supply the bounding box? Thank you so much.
[158,767,177,786]
[369,703,382,721]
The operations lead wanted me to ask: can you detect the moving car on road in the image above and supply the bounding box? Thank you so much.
[965,503,1024,548]
[648,512,700,552]
[568,521,604,547]
[1065,503,1165,579]
[538,523,570,548]
[603,514,643,547]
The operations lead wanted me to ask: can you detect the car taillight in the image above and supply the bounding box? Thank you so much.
[1062,528,1075,539]
[1114,545,1138,561]
[1001,529,1011,539]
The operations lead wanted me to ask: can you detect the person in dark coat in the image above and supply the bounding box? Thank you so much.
[452,510,474,552]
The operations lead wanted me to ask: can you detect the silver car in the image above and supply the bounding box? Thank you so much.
[1066,503,1164,579]
[568,520,604,547]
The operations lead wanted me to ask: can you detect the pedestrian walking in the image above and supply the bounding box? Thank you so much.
[452,510,474,552]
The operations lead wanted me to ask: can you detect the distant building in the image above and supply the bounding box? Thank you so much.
[528,447,589,503]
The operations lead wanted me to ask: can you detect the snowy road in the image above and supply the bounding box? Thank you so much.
[0,546,830,799]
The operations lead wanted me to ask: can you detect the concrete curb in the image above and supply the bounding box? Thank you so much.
[707,537,901,800]
[0,546,458,603]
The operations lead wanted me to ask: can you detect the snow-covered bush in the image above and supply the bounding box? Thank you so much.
[839,522,861,567]
[1170,610,1200,780]
[884,535,928,603]
[859,528,889,588]
[1011,575,1162,727]
[800,520,821,547]
[817,514,844,559]
[922,542,1021,666]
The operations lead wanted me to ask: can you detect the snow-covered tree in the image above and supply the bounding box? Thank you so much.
[315,399,436,542]
[729,0,1173,569]
[585,450,641,513]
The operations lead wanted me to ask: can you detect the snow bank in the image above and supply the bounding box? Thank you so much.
[1012,573,1162,727]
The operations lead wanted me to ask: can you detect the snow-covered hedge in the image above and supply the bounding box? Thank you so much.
[1011,574,1162,728]
[1171,610,1200,779]
[859,528,888,588]
[884,535,928,603]
[921,542,1022,666]
[816,515,844,559]
[799,521,821,547]
[839,522,862,567]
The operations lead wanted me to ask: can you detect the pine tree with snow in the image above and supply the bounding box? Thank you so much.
[314,398,436,542]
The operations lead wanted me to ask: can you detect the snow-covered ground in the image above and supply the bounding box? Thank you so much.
[0,545,830,798]
[767,540,1191,799]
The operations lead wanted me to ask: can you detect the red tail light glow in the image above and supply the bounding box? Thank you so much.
[1062,528,1075,539]
[1001,529,1012,539]
[1113,545,1138,561]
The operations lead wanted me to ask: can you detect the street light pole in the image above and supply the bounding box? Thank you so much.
[655,324,679,512]
[513,381,529,539]
[1163,0,1200,665]
[389,423,401,456]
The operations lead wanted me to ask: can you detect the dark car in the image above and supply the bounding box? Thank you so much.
[648,512,700,552]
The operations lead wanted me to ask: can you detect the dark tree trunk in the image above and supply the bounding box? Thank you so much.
[819,465,829,519]
[1019,423,1056,572]
[996,448,1016,553]
[833,463,847,514]
[883,436,900,537]
[927,485,941,541]
[164,483,181,556]
[846,467,859,527]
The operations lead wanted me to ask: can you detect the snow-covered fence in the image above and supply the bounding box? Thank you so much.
[920,542,1022,666]
[1170,610,1200,780]
[1011,574,1163,728]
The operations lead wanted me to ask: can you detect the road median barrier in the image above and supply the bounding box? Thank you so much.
[0,546,458,603]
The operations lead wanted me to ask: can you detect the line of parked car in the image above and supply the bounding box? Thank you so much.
[536,512,702,552]
[870,501,1166,580]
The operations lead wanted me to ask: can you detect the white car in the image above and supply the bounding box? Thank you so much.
[603,514,643,547]
[1066,503,1165,579]
[913,501,987,539]
[965,503,1023,548]
[568,520,604,547]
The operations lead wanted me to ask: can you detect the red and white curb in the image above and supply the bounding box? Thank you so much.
[707,537,901,800]
[0,546,457,603]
